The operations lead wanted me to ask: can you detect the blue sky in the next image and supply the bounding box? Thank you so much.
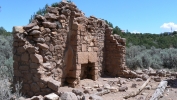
[0,0,177,33]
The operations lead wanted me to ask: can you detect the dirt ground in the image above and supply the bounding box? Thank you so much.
[58,76,177,100]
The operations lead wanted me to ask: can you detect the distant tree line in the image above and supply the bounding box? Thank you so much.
[105,20,177,49]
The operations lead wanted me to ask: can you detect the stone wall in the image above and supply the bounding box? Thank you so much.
[105,28,126,77]
[12,1,134,97]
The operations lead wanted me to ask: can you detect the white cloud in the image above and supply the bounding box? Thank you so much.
[132,30,140,34]
[160,22,177,32]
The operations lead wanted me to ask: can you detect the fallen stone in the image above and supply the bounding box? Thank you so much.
[97,88,102,92]
[89,94,103,100]
[142,74,149,81]
[83,89,90,94]
[154,77,161,82]
[44,93,59,100]
[109,87,118,92]
[136,78,143,81]
[145,85,151,90]
[131,83,137,88]
[119,86,128,92]
[103,84,110,89]
[60,92,78,100]
[72,89,84,96]
[47,77,61,92]
[118,79,126,85]
[31,95,43,100]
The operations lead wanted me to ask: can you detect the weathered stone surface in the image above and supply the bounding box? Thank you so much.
[27,46,36,54]
[24,22,37,30]
[154,77,161,82]
[60,92,78,100]
[44,93,59,100]
[31,95,43,100]
[103,84,110,89]
[21,53,29,62]
[29,30,41,35]
[37,43,49,49]
[42,22,57,28]
[30,54,43,63]
[30,63,40,69]
[77,52,88,64]
[33,38,45,43]
[45,13,58,19]
[19,66,29,71]
[47,78,61,92]
[89,94,103,100]
[72,89,84,96]
[13,26,24,33]
[43,63,53,70]
[88,52,97,63]
[47,7,59,15]
[142,74,149,81]
[30,83,40,92]
[119,86,128,92]
[17,47,26,54]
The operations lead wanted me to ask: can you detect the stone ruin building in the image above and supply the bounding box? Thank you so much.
[13,1,139,97]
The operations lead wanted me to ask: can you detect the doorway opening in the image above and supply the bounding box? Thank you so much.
[80,62,95,80]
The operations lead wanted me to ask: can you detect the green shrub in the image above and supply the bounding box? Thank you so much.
[126,46,177,69]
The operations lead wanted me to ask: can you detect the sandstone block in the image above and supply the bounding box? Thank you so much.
[47,77,61,92]
[21,53,29,62]
[81,44,87,52]
[31,95,43,100]
[89,94,103,100]
[72,22,79,30]
[119,86,128,92]
[42,22,57,28]
[29,30,41,35]
[33,38,45,43]
[30,83,40,92]
[17,47,26,54]
[49,44,54,51]
[27,46,35,54]
[13,26,24,33]
[154,77,161,82]
[14,70,22,76]
[23,84,30,91]
[37,43,49,50]
[88,52,97,63]
[45,13,58,20]
[30,54,43,63]
[30,63,40,69]
[77,52,88,64]
[60,92,78,100]
[44,93,59,100]
[24,22,37,30]
[19,66,29,71]
[13,62,19,69]
[35,15,46,21]
[47,7,59,15]
[43,63,53,70]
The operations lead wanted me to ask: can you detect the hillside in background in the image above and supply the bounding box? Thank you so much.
[105,20,177,49]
